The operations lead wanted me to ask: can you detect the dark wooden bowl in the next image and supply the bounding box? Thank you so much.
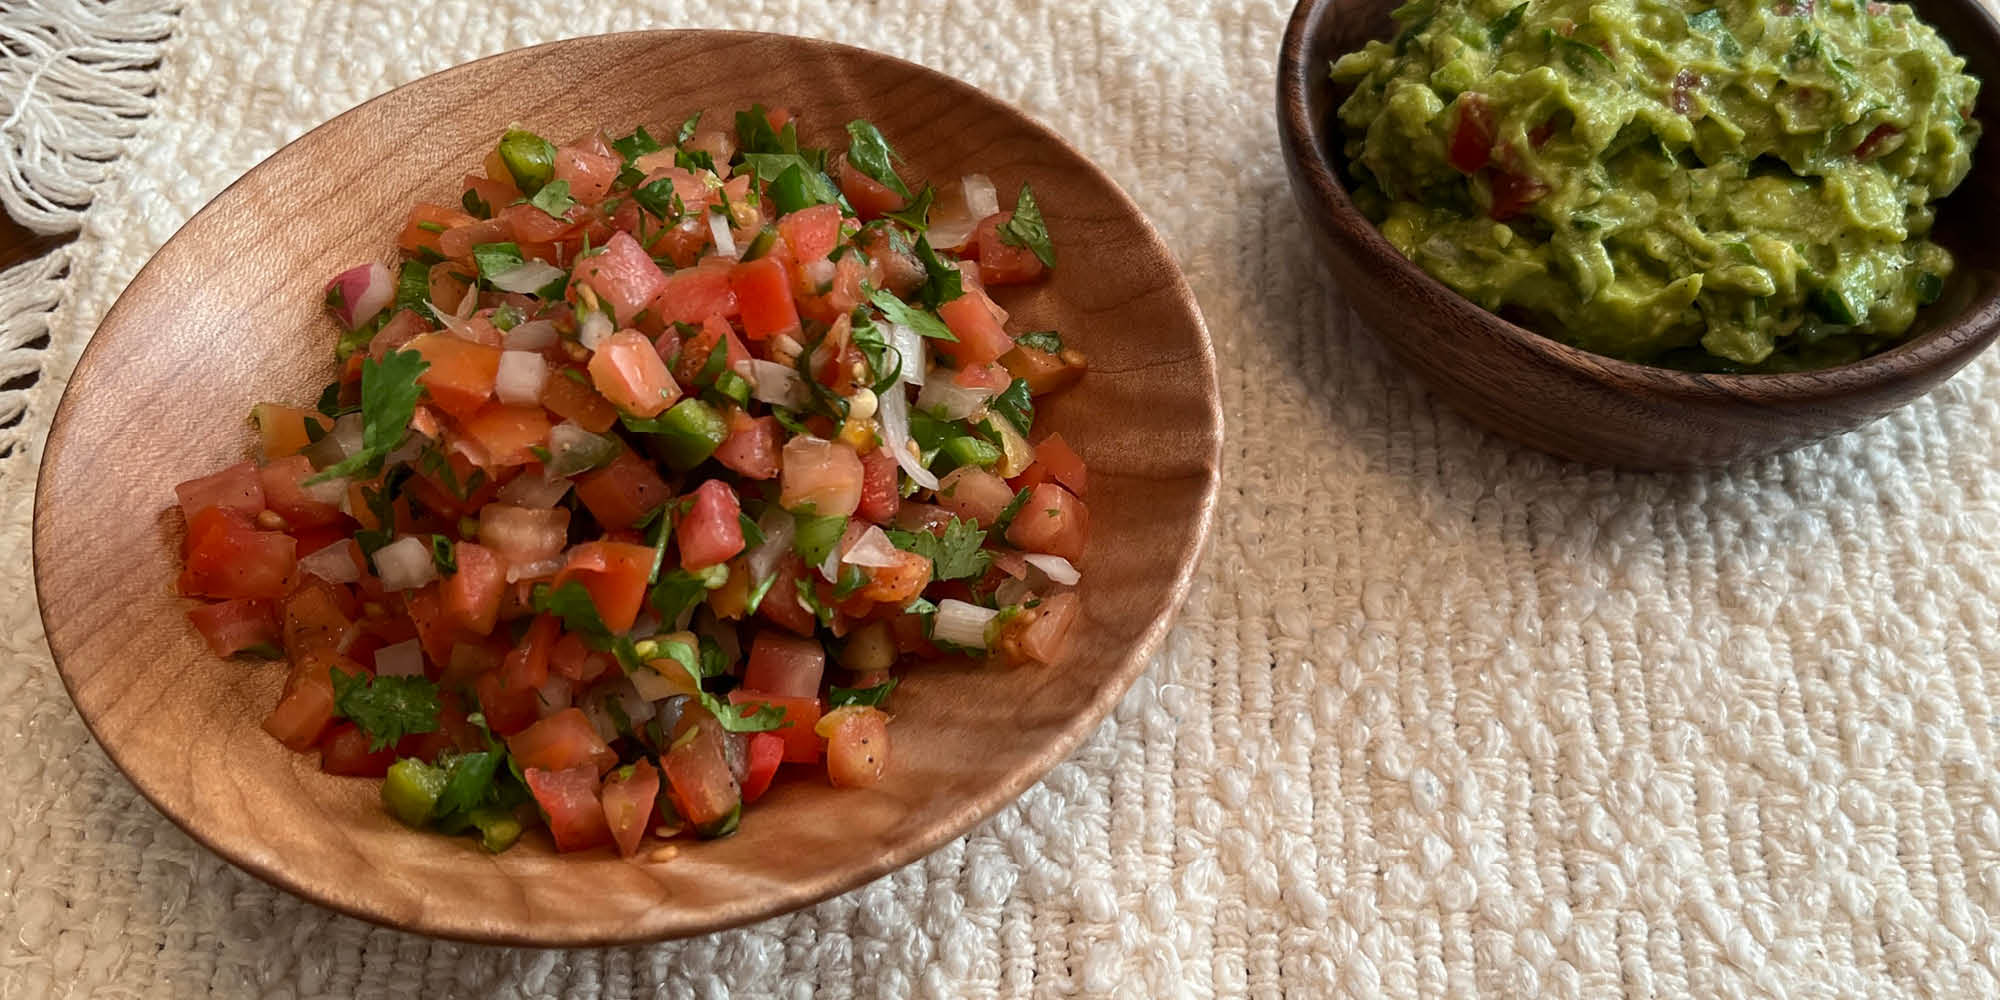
[1278,0,2000,468]
[32,31,1221,946]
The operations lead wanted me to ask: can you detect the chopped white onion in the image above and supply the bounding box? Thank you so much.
[877,379,939,491]
[707,211,739,258]
[372,536,438,592]
[630,658,690,701]
[582,677,660,742]
[496,470,571,509]
[301,474,349,508]
[1023,553,1081,586]
[495,350,549,405]
[504,318,558,351]
[916,375,998,420]
[577,309,615,351]
[373,638,425,678]
[736,359,812,409]
[546,420,619,477]
[331,412,365,458]
[932,599,998,649]
[506,556,565,584]
[841,525,902,568]
[883,321,926,387]
[994,576,1034,607]
[488,260,566,295]
[385,435,426,468]
[745,506,797,583]
[298,541,360,584]
[535,674,574,718]
[818,543,841,583]
[963,174,1000,219]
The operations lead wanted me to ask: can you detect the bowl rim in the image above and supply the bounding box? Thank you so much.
[1276,0,2000,398]
[33,27,1223,946]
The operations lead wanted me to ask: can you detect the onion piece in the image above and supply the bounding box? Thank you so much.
[1023,553,1081,586]
[818,543,841,584]
[488,259,565,295]
[916,375,997,420]
[298,541,360,584]
[736,359,812,409]
[506,556,565,584]
[325,262,394,330]
[994,576,1034,607]
[495,350,549,405]
[841,525,902,568]
[535,673,575,718]
[301,474,349,508]
[372,536,438,592]
[882,321,926,387]
[545,420,621,477]
[707,211,739,258]
[745,506,797,583]
[504,319,558,351]
[962,174,1000,219]
[373,638,425,678]
[577,309,614,351]
[877,378,939,491]
[496,470,571,509]
[932,599,998,649]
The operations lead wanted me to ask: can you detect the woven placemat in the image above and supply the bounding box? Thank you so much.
[7,0,2000,996]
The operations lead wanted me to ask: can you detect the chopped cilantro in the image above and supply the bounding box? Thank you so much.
[990,486,1033,537]
[885,184,936,230]
[528,179,576,219]
[829,677,898,708]
[429,535,457,576]
[991,378,1034,435]
[913,236,963,308]
[870,288,957,341]
[331,667,441,751]
[844,119,911,198]
[472,242,526,283]
[305,350,429,485]
[675,148,718,174]
[611,124,663,165]
[741,153,842,205]
[634,177,685,221]
[793,511,849,567]
[738,513,767,548]
[1015,330,1064,353]
[885,517,991,581]
[531,580,642,672]
[394,259,430,316]
[675,112,702,145]
[997,182,1055,268]
[832,563,868,600]
[461,188,492,219]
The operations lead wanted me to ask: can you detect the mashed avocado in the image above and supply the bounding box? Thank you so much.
[1330,0,1980,369]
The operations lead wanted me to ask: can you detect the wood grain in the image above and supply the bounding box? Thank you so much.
[32,31,1221,947]
[1278,0,2000,468]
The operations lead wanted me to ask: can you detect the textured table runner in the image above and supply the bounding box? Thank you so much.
[10,0,2000,996]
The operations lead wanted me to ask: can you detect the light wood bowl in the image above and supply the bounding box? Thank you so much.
[33,31,1220,946]
[1279,0,2000,468]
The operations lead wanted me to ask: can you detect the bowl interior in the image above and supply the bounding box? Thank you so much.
[32,30,1219,946]
[1286,0,2000,375]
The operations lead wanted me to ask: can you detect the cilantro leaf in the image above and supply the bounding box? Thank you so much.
[675,148,719,175]
[352,467,409,559]
[634,177,685,221]
[913,236,963,309]
[990,486,1033,538]
[650,567,722,627]
[744,571,780,614]
[739,153,842,205]
[793,511,849,568]
[676,112,702,145]
[885,517,991,581]
[870,288,957,342]
[991,378,1034,435]
[843,119,911,199]
[528,179,576,219]
[1015,330,1064,353]
[331,667,441,751]
[462,188,492,219]
[394,259,430,316]
[734,104,788,155]
[305,350,429,485]
[998,183,1055,268]
[430,534,457,575]
[832,563,868,600]
[644,634,785,733]
[829,677,898,708]
[611,125,663,165]
[532,580,642,672]
[885,184,936,231]
[472,242,526,283]
[432,750,503,819]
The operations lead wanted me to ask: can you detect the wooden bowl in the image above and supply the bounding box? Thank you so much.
[1278,0,2000,468]
[32,31,1220,946]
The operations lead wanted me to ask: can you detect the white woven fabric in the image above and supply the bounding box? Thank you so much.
[10,0,2000,996]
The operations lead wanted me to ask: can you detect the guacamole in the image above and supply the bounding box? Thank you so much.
[1330,0,1981,369]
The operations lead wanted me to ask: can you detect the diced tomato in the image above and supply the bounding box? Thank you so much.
[428,263,476,319]
[855,448,900,524]
[777,203,843,262]
[407,333,502,420]
[280,579,356,657]
[319,723,398,777]
[187,598,279,657]
[457,403,552,468]
[263,671,336,752]
[406,449,497,521]
[649,258,740,326]
[462,171,518,217]
[589,329,680,418]
[398,203,475,255]
[441,542,507,635]
[715,410,782,480]
[257,455,346,530]
[573,446,673,531]
[475,667,541,736]
[935,289,1014,366]
[540,367,621,433]
[175,462,264,520]
[999,344,1084,395]
[677,480,744,571]
[935,467,1014,527]
[573,231,666,326]
[1854,123,1902,160]
[1018,591,1080,666]
[780,436,863,517]
[525,764,615,852]
[508,706,619,774]
[739,732,785,804]
[729,690,824,763]
[859,550,931,606]
[820,705,890,788]
[1448,93,1494,173]
[673,314,752,388]
[1034,433,1087,496]
[501,614,558,693]
[743,632,826,698]
[403,583,460,666]
[1488,170,1550,221]
[661,706,741,830]
[1004,482,1088,562]
[438,216,512,261]
[501,201,580,246]
[477,503,571,567]
[179,507,296,600]
[554,145,621,203]
[250,403,332,461]
[553,541,655,633]
[889,611,939,657]
[730,256,801,341]
[601,759,662,858]
[396,726,458,763]
[836,159,906,219]
[549,631,596,681]
[972,213,1046,286]
[757,554,818,637]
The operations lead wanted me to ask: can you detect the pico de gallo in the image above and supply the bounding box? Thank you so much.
[171,107,1089,856]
